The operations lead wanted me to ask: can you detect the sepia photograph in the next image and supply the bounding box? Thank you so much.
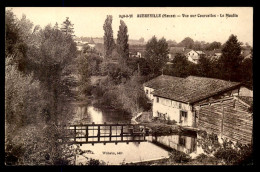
[5,7,253,166]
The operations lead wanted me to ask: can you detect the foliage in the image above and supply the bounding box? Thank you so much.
[103,15,115,59]
[197,55,212,77]
[116,20,129,61]
[197,130,253,165]
[77,54,92,96]
[194,153,220,165]
[165,53,197,77]
[5,10,77,165]
[5,60,44,128]
[240,57,253,86]
[168,150,191,163]
[144,36,169,75]
[92,71,151,114]
[177,37,194,49]
[219,34,244,81]
[205,41,222,51]
[149,123,180,136]
[60,17,75,36]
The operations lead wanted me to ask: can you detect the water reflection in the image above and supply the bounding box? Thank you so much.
[148,133,205,158]
[87,106,103,123]
[76,142,169,165]
[149,134,197,154]
[73,104,132,124]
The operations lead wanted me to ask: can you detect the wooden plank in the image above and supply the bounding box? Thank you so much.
[224,111,252,120]
[198,118,221,127]
[64,140,147,144]
[199,116,222,126]
[221,106,224,137]
[223,124,252,136]
[224,108,252,117]
[198,121,221,134]
[199,109,222,117]
[222,128,252,140]
[224,114,253,125]
[222,132,252,144]
[222,130,252,141]
[224,119,253,130]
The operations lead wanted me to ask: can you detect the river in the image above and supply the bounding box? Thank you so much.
[69,102,202,165]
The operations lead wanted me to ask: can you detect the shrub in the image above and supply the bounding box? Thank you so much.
[169,150,191,163]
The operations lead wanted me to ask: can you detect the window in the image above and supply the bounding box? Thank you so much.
[146,89,148,94]
[157,97,159,103]
[180,111,187,118]
[179,103,182,109]
[179,137,186,146]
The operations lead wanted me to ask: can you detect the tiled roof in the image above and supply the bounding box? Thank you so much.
[169,47,185,54]
[143,75,185,90]
[204,49,222,56]
[150,75,241,104]
[184,49,193,54]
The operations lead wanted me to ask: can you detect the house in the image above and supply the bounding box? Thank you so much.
[144,75,244,127]
[185,50,206,64]
[168,47,186,60]
[204,49,222,60]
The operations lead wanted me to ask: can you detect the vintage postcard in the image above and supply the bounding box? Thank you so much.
[5,7,253,165]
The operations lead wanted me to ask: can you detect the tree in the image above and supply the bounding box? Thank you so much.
[167,39,177,47]
[205,41,222,51]
[116,20,129,62]
[197,56,212,77]
[144,36,169,75]
[240,58,253,86]
[54,22,59,30]
[219,34,243,81]
[178,37,194,49]
[103,15,115,59]
[139,37,145,43]
[170,53,190,77]
[60,17,75,36]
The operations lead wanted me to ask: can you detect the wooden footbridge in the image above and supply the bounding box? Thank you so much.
[61,123,149,145]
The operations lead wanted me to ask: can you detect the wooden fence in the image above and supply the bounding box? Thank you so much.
[196,97,253,145]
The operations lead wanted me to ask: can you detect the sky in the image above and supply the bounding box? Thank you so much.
[7,7,253,46]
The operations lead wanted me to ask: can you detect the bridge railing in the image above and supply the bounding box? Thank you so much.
[60,122,149,145]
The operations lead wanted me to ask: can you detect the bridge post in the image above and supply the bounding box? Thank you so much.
[74,125,76,143]
[121,125,123,141]
[109,125,112,141]
[86,126,88,142]
[98,126,100,142]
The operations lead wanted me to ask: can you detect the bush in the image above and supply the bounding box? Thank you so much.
[169,150,191,163]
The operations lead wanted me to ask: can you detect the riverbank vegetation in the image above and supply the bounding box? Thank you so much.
[5,10,78,165]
